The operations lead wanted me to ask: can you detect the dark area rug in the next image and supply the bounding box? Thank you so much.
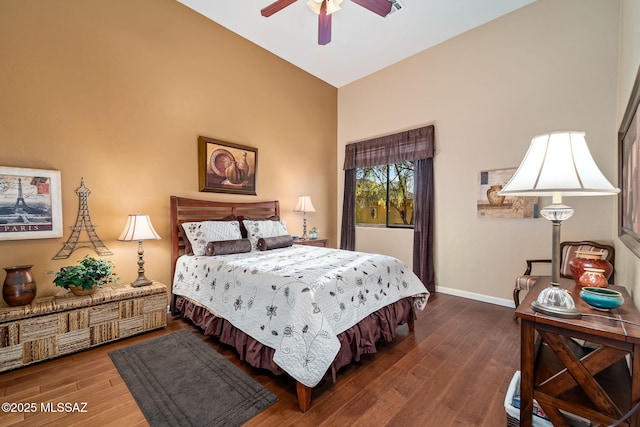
[109,329,278,427]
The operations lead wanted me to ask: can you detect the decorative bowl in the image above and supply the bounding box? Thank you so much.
[579,287,624,310]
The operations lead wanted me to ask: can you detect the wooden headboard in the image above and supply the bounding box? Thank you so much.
[169,196,280,284]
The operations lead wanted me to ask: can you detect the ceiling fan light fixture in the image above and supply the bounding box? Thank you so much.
[326,0,343,15]
[306,0,322,15]
[307,0,342,16]
[263,0,386,45]
[388,0,404,16]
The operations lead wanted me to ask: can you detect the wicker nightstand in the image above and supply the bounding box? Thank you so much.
[0,282,167,372]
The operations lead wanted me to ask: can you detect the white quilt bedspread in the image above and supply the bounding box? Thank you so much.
[172,245,429,387]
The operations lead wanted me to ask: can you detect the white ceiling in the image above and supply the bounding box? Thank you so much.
[177,0,537,88]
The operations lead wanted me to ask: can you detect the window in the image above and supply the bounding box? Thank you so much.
[355,161,414,227]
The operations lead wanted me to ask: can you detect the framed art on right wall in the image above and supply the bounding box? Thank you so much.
[619,64,640,258]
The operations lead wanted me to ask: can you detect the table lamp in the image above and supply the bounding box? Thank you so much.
[293,196,316,239]
[118,214,161,287]
[499,131,619,318]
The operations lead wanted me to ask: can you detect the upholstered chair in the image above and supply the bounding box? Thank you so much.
[513,240,615,311]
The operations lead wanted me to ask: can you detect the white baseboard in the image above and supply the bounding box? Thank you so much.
[436,285,515,308]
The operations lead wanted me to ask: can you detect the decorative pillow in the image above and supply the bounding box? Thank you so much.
[205,239,252,256]
[257,235,293,251]
[178,223,194,256]
[182,221,242,256]
[237,215,280,238]
[242,220,288,251]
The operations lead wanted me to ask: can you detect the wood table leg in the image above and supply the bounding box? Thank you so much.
[632,344,640,427]
[296,381,312,412]
[538,345,627,396]
[539,331,622,418]
[520,319,535,427]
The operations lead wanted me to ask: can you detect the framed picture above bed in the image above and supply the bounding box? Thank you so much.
[619,64,640,258]
[0,166,63,241]
[198,136,257,195]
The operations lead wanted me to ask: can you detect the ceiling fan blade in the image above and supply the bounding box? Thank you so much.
[350,0,392,17]
[261,0,298,17]
[318,3,332,45]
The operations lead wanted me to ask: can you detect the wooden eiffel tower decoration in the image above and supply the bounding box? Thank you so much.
[52,178,113,259]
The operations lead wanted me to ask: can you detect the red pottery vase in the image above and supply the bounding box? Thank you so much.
[578,268,608,288]
[569,251,613,285]
[3,265,37,306]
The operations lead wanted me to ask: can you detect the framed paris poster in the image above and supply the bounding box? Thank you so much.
[0,167,63,240]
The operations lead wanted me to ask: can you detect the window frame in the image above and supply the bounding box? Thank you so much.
[355,161,414,229]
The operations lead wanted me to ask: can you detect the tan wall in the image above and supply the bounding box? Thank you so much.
[0,0,337,300]
[338,0,620,304]
[617,0,640,304]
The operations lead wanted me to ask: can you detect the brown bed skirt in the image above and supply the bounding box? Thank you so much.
[174,296,416,383]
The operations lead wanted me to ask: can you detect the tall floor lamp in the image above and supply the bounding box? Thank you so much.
[499,131,619,318]
[118,214,161,287]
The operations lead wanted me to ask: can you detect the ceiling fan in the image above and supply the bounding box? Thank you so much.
[261,0,393,45]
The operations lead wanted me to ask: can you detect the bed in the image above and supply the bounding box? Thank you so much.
[169,196,429,412]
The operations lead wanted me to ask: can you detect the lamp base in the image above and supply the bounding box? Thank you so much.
[131,275,152,287]
[131,240,152,287]
[531,300,581,319]
[531,282,582,319]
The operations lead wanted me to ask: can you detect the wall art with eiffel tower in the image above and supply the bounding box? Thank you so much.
[0,166,63,241]
[52,177,112,259]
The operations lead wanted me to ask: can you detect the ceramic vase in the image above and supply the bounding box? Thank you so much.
[3,265,37,307]
[568,250,613,284]
[237,152,250,177]
[224,161,245,185]
[578,268,608,288]
[486,185,505,206]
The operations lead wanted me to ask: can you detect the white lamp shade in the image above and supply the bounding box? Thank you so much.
[499,131,620,197]
[294,196,316,213]
[118,214,161,241]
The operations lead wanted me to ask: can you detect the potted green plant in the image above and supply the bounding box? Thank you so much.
[52,256,118,296]
[308,227,318,239]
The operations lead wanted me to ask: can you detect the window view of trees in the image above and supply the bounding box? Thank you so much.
[355,161,414,227]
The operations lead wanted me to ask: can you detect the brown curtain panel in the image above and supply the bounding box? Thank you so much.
[340,125,435,291]
[413,158,435,291]
[340,169,357,251]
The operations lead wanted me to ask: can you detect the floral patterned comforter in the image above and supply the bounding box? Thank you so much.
[172,245,429,387]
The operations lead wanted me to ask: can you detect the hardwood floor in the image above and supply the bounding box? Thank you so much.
[0,293,521,426]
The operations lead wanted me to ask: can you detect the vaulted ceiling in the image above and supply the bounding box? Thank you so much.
[178,0,537,87]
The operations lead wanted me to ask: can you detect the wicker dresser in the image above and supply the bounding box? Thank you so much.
[0,282,167,372]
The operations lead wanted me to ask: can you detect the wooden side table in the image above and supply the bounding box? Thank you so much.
[293,238,328,248]
[515,277,640,427]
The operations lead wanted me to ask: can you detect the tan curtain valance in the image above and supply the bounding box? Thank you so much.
[343,124,435,170]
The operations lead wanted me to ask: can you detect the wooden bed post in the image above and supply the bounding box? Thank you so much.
[296,382,312,412]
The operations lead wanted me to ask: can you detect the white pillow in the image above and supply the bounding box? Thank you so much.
[242,220,288,251]
[182,221,242,256]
